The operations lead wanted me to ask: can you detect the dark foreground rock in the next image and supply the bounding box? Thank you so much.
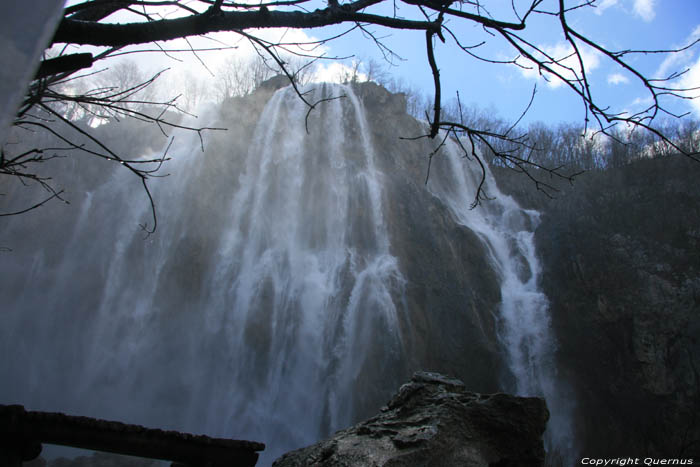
[273,371,548,467]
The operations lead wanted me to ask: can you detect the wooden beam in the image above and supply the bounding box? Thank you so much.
[0,405,264,467]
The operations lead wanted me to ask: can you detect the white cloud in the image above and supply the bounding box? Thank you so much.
[516,42,601,89]
[607,73,629,85]
[594,0,656,22]
[651,24,700,117]
[678,57,700,116]
[594,0,619,15]
[656,24,700,79]
[312,62,368,84]
[631,96,654,107]
[633,0,656,22]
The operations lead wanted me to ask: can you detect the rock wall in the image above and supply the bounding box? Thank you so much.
[496,156,700,459]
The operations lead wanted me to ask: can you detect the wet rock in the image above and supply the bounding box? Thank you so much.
[258,74,291,92]
[273,371,548,467]
[354,81,407,115]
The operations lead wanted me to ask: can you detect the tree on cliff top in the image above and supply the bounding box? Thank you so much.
[4,0,700,226]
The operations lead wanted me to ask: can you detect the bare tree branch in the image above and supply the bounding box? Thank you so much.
[5,0,699,223]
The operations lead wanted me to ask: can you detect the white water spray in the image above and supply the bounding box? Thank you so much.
[199,84,406,456]
[1,84,408,465]
[426,135,574,458]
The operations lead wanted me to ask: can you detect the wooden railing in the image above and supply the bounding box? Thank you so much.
[0,404,264,466]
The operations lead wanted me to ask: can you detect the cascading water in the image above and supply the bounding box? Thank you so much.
[196,84,406,453]
[426,136,575,459]
[0,82,571,465]
[0,83,406,464]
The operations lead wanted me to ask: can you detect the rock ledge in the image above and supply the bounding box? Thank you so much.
[273,371,548,467]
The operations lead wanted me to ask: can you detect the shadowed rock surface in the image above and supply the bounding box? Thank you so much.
[495,155,700,459]
[272,371,548,467]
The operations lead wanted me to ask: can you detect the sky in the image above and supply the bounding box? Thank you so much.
[60,0,700,128]
[316,0,700,126]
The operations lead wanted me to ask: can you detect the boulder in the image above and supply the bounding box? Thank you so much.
[273,371,548,467]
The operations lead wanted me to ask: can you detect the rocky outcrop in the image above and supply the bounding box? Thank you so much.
[272,372,548,467]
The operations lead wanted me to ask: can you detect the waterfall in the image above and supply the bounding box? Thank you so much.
[196,84,406,455]
[0,82,571,465]
[426,135,574,459]
[0,84,406,465]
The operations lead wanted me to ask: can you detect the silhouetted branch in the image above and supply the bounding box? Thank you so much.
[0,190,67,217]
[6,0,700,221]
[5,64,224,222]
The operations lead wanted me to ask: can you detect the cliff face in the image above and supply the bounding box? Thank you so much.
[496,156,700,458]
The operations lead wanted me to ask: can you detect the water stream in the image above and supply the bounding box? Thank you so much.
[426,135,574,458]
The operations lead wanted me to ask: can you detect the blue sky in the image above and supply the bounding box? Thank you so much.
[317,0,700,126]
[61,0,700,128]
